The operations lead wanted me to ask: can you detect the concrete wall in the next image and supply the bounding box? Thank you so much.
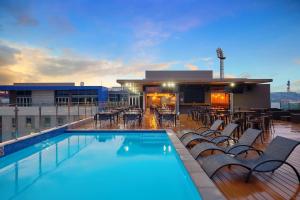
[32,90,55,105]
[145,70,213,80]
[233,84,270,110]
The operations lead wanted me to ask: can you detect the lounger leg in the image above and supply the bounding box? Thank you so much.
[245,170,253,182]
[284,162,300,183]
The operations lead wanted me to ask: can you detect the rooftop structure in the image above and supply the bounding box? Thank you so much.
[117,70,272,112]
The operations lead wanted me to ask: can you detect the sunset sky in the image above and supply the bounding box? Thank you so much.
[0,0,299,91]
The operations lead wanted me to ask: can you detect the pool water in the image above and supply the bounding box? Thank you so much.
[0,131,202,200]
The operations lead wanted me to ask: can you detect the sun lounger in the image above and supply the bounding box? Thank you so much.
[181,123,239,147]
[199,136,300,182]
[179,119,223,141]
[190,128,262,159]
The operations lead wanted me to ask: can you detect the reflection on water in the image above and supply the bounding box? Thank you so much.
[0,134,97,200]
[0,132,172,200]
[116,133,172,156]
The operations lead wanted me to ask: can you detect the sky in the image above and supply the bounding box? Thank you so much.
[0,0,299,92]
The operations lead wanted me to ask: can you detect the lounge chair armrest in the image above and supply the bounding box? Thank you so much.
[252,159,287,171]
[201,129,218,136]
[211,130,222,136]
[228,145,262,155]
[213,135,235,141]
[211,135,235,145]
[182,131,198,135]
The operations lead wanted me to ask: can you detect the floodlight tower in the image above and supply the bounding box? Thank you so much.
[287,80,290,93]
[216,48,226,79]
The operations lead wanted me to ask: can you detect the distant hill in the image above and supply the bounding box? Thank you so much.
[271,92,300,102]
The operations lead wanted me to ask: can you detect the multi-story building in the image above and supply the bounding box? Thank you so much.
[0,83,108,142]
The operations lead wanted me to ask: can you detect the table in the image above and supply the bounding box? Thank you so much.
[157,110,177,126]
[123,111,142,126]
[96,110,119,126]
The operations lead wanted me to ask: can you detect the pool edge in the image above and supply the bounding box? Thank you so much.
[0,117,93,158]
[165,129,226,200]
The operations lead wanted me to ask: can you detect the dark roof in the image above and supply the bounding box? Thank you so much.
[117,78,273,85]
[0,85,107,91]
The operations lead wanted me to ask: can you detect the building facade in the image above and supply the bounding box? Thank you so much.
[117,70,272,113]
[0,83,108,142]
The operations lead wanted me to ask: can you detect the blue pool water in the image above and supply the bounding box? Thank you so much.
[0,131,202,200]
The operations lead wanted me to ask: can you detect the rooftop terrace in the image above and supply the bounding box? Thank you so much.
[72,111,300,200]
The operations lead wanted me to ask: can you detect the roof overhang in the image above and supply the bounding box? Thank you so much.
[117,78,273,86]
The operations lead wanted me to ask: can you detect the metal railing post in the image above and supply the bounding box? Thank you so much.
[90,104,93,116]
[14,105,19,139]
[68,102,71,123]
[39,106,42,132]
[84,103,87,118]
[77,103,80,120]
[55,104,58,127]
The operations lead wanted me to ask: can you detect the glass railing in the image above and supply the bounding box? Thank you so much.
[0,103,99,143]
[280,101,300,110]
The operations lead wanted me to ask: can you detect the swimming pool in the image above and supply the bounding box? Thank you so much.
[0,131,202,200]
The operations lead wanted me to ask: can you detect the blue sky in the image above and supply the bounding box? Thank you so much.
[0,0,299,91]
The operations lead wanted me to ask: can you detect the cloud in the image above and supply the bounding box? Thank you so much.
[199,57,214,68]
[170,17,201,32]
[130,16,202,57]
[272,80,300,93]
[16,14,38,26]
[185,63,199,71]
[0,43,20,67]
[131,19,170,57]
[0,68,35,83]
[295,59,300,65]
[292,80,300,92]
[0,1,38,26]
[0,41,173,86]
[239,73,251,78]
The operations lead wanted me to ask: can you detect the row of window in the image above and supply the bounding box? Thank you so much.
[55,97,98,105]
[11,116,67,129]
[15,97,99,106]
[16,97,32,106]
[55,90,98,96]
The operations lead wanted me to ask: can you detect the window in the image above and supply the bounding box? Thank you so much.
[26,117,34,129]
[57,117,65,126]
[56,97,69,106]
[16,90,31,96]
[211,92,230,109]
[43,117,51,128]
[16,97,32,106]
